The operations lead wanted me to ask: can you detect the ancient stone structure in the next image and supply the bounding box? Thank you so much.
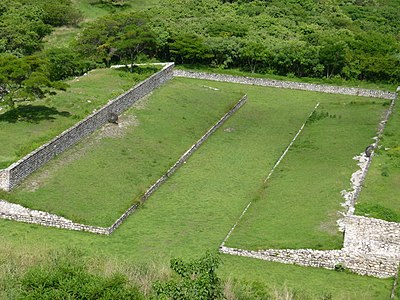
[0,95,247,235]
[1,66,399,279]
[220,215,400,278]
[0,63,174,191]
[174,70,397,99]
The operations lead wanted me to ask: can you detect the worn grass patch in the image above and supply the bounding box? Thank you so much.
[0,67,157,169]
[355,101,400,221]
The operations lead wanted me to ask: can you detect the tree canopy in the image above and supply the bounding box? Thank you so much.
[147,0,400,82]
[0,54,68,109]
[75,12,156,67]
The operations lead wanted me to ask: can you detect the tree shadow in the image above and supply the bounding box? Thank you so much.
[0,105,71,123]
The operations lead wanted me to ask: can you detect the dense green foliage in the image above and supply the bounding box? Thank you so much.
[0,54,68,109]
[1,249,144,299]
[16,255,144,299]
[0,0,80,55]
[75,12,156,67]
[148,0,400,82]
[154,252,223,299]
[1,0,398,111]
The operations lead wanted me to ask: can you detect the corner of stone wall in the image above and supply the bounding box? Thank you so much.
[0,169,10,191]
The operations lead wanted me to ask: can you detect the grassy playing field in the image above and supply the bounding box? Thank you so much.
[0,67,157,169]
[224,99,387,250]
[0,77,395,298]
[0,78,242,226]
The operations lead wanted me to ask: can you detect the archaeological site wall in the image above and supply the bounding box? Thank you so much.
[0,63,174,191]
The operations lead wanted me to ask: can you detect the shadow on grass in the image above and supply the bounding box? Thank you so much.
[0,105,71,123]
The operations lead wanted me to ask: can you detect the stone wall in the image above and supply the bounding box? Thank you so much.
[0,95,247,235]
[0,170,9,191]
[220,246,399,278]
[107,95,248,234]
[0,63,174,191]
[344,216,400,259]
[220,214,400,279]
[0,200,109,234]
[174,70,396,100]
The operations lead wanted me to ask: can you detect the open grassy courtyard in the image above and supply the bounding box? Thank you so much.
[0,77,396,298]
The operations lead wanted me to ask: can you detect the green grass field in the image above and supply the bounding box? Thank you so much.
[0,77,395,298]
[224,100,387,250]
[0,78,242,226]
[0,67,157,169]
[355,101,400,222]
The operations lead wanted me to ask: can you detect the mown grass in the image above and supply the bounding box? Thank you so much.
[1,78,242,226]
[0,67,157,169]
[0,78,394,298]
[355,100,400,222]
[225,99,388,250]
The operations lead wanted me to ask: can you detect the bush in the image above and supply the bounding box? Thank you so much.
[15,250,144,300]
[153,251,223,300]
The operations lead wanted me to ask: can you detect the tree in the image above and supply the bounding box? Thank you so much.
[0,55,67,109]
[18,0,82,27]
[153,251,223,300]
[40,48,96,81]
[169,34,212,65]
[76,12,157,67]
[0,1,52,55]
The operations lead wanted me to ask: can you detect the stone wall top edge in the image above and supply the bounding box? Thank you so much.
[348,215,400,227]
[175,70,397,99]
[5,64,175,171]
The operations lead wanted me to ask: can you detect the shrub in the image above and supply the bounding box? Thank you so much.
[15,250,144,300]
[153,251,223,300]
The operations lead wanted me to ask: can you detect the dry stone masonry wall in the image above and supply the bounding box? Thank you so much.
[0,63,174,191]
[216,82,399,279]
[174,70,396,99]
[0,95,247,235]
[220,215,400,278]
[0,200,109,234]
[1,66,399,278]
[0,170,9,191]
[220,245,399,278]
[344,216,400,259]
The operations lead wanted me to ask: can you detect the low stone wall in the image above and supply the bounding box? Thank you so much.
[220,214,400,278]
[107,95,248,234]
[174,70,396,100]
[220,246,398,278]
[0,200,109,234]
[0,170,9,191]
[0,95,247,235]
[0,63,174,191]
